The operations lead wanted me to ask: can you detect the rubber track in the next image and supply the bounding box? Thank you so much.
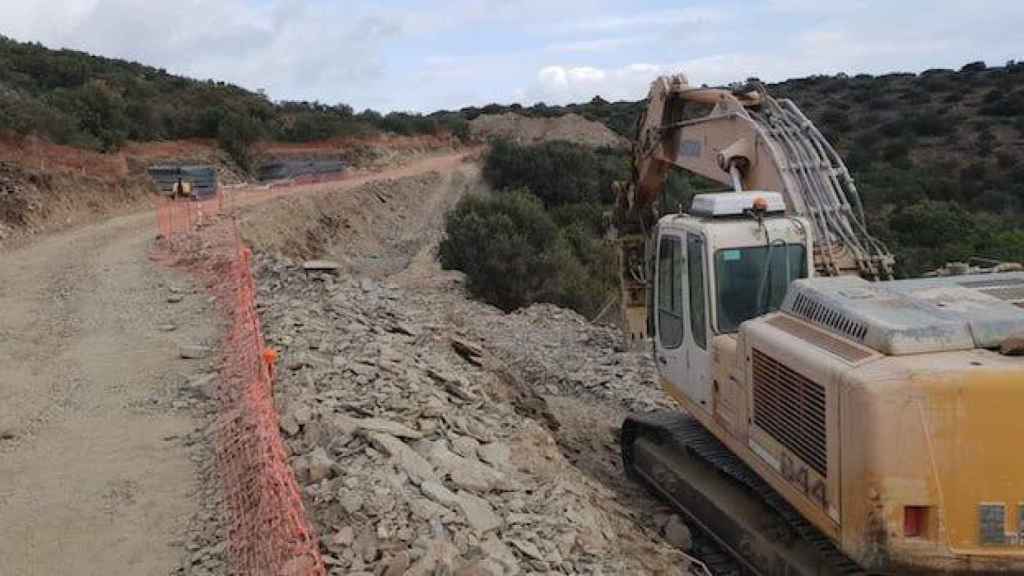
[626,411,870,576]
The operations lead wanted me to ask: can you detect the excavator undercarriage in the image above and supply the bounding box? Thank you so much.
[623,412,866,576]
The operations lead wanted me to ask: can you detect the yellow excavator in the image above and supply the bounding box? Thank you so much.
[615,74,1024,574]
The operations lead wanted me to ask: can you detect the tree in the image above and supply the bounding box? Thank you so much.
[217,112,262,172]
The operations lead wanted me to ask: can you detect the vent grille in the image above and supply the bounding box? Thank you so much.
[790,292,868,342]
[980,503,1007,545]
[959,278,1024,304]
[980,286,1024,303]
[958,278,1024,289]
[766,315,874,363]
[752,349,828,476]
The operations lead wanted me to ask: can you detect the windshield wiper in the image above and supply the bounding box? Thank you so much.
[756,239,788,317]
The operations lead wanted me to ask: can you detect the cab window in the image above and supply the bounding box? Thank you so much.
[688,234,708,350]
[657,236,684,348]
[715,244,807,333]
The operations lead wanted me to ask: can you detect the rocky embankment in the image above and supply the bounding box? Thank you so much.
[256,253,700,575]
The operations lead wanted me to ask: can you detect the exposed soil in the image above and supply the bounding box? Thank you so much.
[469,112,629,148]
[260,134,461,172]
[0,135,464,249]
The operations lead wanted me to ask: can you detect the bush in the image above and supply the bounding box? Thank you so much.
[887,200,981,274]
[976,129,996,157]
[0,90,85,145]
[217,112,262,171]
[550,202,606,235]
[439,191,565,311]
[0,35,453,148]
[909,111,953,137]
[439,191,616,317]
[819,108,851,133]
[882,140,912,166]
[483,140,626,206]
[889,200,975,247]
[980,92,1024,116]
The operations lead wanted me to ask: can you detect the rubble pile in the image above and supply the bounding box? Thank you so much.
[468,113,628,149]
[256,257,692,576]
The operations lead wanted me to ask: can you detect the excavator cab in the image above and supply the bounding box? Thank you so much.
[653,191,812,410]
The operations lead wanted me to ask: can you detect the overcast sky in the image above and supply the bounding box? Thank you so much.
[3,0,1021,112]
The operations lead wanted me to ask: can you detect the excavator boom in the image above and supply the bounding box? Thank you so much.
[616,75,894,345]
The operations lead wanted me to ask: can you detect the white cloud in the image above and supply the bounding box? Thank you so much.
[1,0,414,108]
[571,7,727,32]
[1,0,1021,112]
[545,36,646,54]
[537,66,569,92]
[764,0,869,14]
[532,63,668,103]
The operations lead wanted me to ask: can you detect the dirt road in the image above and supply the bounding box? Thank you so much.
[0,150,473,576]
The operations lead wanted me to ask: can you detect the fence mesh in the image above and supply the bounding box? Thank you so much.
[156,189,226,238]
[157,193,326,576]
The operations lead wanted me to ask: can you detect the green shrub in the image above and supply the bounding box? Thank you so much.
[0,35,450,148]
[483,139,626,206]
[909,112,952,137]
[439,191,565,311]
[889,200,975,247]
[550,202,606,235]
[217,112,262,171]
[439,191,616,317]
[976,129,996,157]
[881,140,912,166]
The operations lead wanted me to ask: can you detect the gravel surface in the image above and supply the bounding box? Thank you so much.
[251,166,704,575]
[0,209,223,575]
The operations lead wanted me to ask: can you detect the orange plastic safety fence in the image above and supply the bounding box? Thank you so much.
[156,189,227,237]
[216,228,325,576]
[158,202,325,576]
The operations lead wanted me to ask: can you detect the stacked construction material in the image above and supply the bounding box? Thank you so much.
[148,165,219,198]
[256,160,346,183]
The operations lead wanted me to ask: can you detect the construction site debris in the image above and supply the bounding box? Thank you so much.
[1002,335,1024,356]
[663,515,694,551]
[469,112,628,148]
[178,344,212,360]
[255,255,692,576]
[304,260,342,275]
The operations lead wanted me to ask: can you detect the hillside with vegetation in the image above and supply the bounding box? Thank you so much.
[3,34,1022,309]
[443,62,1024,319]
[0,36,468,169]
[439,139,713,319]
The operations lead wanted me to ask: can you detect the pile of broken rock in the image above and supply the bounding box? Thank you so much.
[256,256,694,576]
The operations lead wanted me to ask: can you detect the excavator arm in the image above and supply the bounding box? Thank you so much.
[615,74,894,346]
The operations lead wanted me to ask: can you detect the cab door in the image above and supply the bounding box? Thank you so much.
[685,232,712,410]
[653,229,687,393]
